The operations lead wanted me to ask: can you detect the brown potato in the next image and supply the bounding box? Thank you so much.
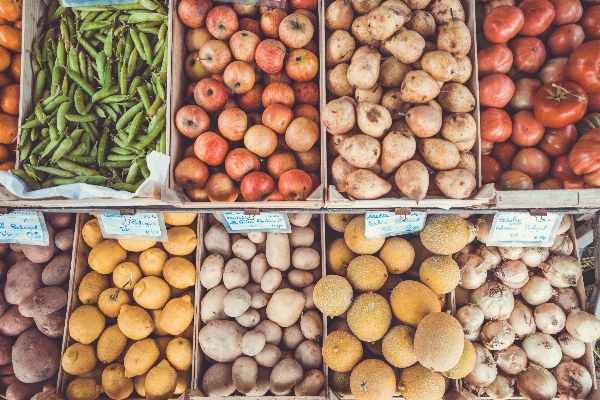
[327,64,355,97]
[266,289,305,328]
[55,228,74,251]
[322,97,356,135]
[326,30,356,67]
[381,130,417,174]
[438,83,476,112]
[41,253,71,286]
[45,213,73,230]
[345,169,392,200]
[379,58,412,87]
[430,0,465,24]
[457,152,476,175]
[254,344,282,367]
[270,358,304,394]
[441,113,477,151]
[400,70,440,103]
[202,362,235,396]
[405,10,436,38]
[198,320,247,362]
[395,160,429,201]
[0,306,34,336]
[294,369,325,396]
[337,134,381,169]
[383,30,426,64]
[232,357,258,394]
[18,287,67,318]
[294,340,323,369]
[351,15,378,45]
[33,309,65,339]
[435,169,476,199]
[21,223,55,264]
[200,285,229,323]
[12,328,60,383]
[418,138,460,171]
[437,19,471,59]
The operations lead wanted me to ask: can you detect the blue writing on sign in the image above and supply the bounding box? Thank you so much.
[364,211,427,239]
[98,213,166,239]
[488,212,560,246]
[0,212,48,245]
[223,212,289,232]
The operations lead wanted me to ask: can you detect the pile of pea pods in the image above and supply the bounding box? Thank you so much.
[14,0,168,192]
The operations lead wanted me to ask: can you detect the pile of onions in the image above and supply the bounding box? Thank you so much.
[456,253,488,290]
[485,375,514,400]
[495,345,528,375]
[554,361,593,399]
[522,333,562,369]
[520,276,555,305]
[464,343,497,392]
[541,255,582,288]
[517,365,557,400]
[471,281,515,320]
[498,246,524,260]
[557,214,572,234]
[558,333,586,359]
[550,234,574,256]
[507,300,536,339]
[476,245,502,269]
[480,320,515,351]
[494,260,530,289]
[551,287,580,312]
[533,303,566,334]
[565,309,600,343]
[456,304,484,335]
[520,247,549,267]
[475,215,493,244]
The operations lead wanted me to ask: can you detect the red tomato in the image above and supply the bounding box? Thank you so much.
[478,44,514,76]
[568,129,600,176]
[512,148,551,182]
[481,108,513,142]
[509,77,543,111]
[511,110,546,147]
[483,5,525,43]
[547,24,585,57]
[548,0,583,25]
[510,37,546,74]
[587,91,600,113]
[479,74,516,108]
[535,178,564,189]
[581,6,600,41]
[539,124,578,156]
[566,41,600,93]
[500,170,534,190]
[538,57,567,84]
[481,155,504,183]
[532,81,588,128]
[518,0,555,36]
[492,140,519,169]
[483,0,516,15]
[553,154,585,188]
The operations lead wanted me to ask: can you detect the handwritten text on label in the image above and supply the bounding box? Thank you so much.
[364,212,427,239]
[97,213,167,240]
[223,212,290,232]
[0,212,48,245]
[487,212,562,247]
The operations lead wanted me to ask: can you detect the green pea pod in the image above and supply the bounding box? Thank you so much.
[66,156,95,165]
[113,181,143,192]
[99,104,118,121]
[81,131,92,157]
[115,103,145,131]
[48,5,67,24]
[31,137,51,156]
[93,105,106,119]
[126,49,139,78]
[136,86,151,112]
[43,95,69,113]
[57,102,71,133]
[96,51,106,84]
[135,120,165,149]
[125,161,139,184]
[128,12,164,24]
[105,27,114,59]
[106,160,133,168]
[126,111,144,145]
[80,21,111,32]
[76,35,99,59]
[48,176,88,186]
[20,119,43,130]
[119,62,127,95]
[138,26,161,36]
[158,22,168,42]
[32,165,74,178]
[12,169,39,190]
[81,10,101,24]
[34,105,47,124]
[70,129,85,142]
[128,76,142,97]
[98,95,130,104]
[138,31,153,63]
[129,30,147,62]
[78,51,88,82]
[51,137,74,162]
[66,13,76,40]
[62,75,71,97]
[89,143,98,160]
[50,65,61,96]
[30,129,39,142]
[151,41,166,69]
[91,86,119,103]
[85,176,107,185]
[159,130,166,154]
[137,158,150,179]
[97,129,109,165]
[139,0,159,10]
[123,34,134,64]
[56,40,66,68]
[19,140,32,163]
[82,121,99,137]
[49,125,59,141]
[33,39,43,66]
[111,147,133,155]
[147,97,162,117]
[41,138,62,160]
[60,20,70,50]
[67,143,87,158]
[56,160,100,176]
[64,68,95,97]
[103,57,113,88]
[114,25,126,38]
[107,154,136,162]
[33,70,46,104]
[74,88,87,115]
[46,52,56,73]
[65,114,98,123]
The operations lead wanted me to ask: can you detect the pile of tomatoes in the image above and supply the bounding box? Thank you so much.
[477,0,600,190]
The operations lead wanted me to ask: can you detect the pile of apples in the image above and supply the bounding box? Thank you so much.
[174,0,321,202]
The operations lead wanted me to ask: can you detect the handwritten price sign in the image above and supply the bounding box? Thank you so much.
[364,212,427,239]
[487,212,562,247]
[222,212,291,233]
[0,211,48,245]
[97,213,168,241]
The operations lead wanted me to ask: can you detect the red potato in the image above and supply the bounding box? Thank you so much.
[18,287,68,318]
[12,328,60,383]
[41,253,72,286]
[54,228,74,251]
[21,223,55,264]
[4,259,43,305]
[0,335,13,365]
[0,306,34,336]
[5,381,43,400]
[44,213,73,230]
[33,309,66,339]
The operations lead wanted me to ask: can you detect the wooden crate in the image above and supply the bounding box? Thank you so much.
[167,1,326,210]
[189,213,327,399]
[57,213,202,398]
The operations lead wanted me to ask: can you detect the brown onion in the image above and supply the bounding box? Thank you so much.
[538,57,568,84]
[507,300,536,338]
[495,344,528,375]
[557,214,571,234]
[457,253,488,290]
[465,327,481,342]
[551,287,580,313]
[550,234,574,256]
[511,148,551,183]
[517,365,557,400]
[476,246,502,269]
[495,260,530,289]
[521,275,555,306]
[553,361,592,399]
[475,215,493,244]
[471,281,515,320]
[480,320,515,351]
[566,309,600,343]
[541,255,582,288]
[456,304,485,335]
[464,343,498,391]
[498,246,523,260]
[558,333,586,359]
[485,375,514,400]
[534,303,566,334]
[522,333,563,369]
[520,247,550,268]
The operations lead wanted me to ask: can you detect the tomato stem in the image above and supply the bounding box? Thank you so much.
[547,83,587,104]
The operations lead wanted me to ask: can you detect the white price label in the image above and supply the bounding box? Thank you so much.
[364,212,427,239]
[222,212,291,233]
[0,211,48,245]
[97,213,168,241]
[62,0,136,7]
[487,212,562,247]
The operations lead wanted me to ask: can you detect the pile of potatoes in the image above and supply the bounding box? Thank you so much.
[60,213,199,400]
[0,213,75,400]
[324,0,479,201]
[199,213,325,396]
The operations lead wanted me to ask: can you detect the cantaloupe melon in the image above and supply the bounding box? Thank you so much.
[389,280,441,327]
[350,359,396,400]
[419,256,460,294]
[379,237,414,274]
[420,215,471,255]
[313,276,353,318]
[347,255,387,292]
[329,370,352,396]
[326,214,354,232]
[347,293,391,342]
[414,312,465,372]
[344,216,385,255]
[326,238,356,276]
[398,363,446,400]
[322,330,363,373]
[443,338,476,379]
[382,325,417,368]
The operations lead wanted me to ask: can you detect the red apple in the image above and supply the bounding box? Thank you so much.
[185,52,211,81]
[178,0,213,28]
[229,30,261,62]
[293,9,318,28]
[176,105,211,139]
[278,14,314,49]
[260,3,290,14]
[278,169,313,200]
[308,172,320,191]
[223,61,256,94]
[237,84,264,112]
[293,104,319,124]
[262,82,295,108]
[260,9,287,38]
[233,3,258,16]
[186,26,213,52]
[184,144,195,158]
[210,97,239,120]
[294,146,320,172]
[241,171,275,201]
[206,173,239,202]
[225,148,261,181]
[194,78,229,112]
[174,157,209,189]
[285,49,318,82]
[244,125,278,157]
[255,39,286,74]
[210,73,225,83]
[268,188,285,201]
[198,40,232,73]
[290,0,317,11]
[186,185,209,201]
[264,70,292,86]
[194,131,229,166]
[262,103,295,134]
[292,81,319,106]
[267,150,298,178]
[218,108,248,141]
[186,81,198,100]
[239,18,263,38]
[302,40,319,55]
[285,117,319,152]
[206,6,238,40]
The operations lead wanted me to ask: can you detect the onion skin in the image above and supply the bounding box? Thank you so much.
[495,344,528,375]
[521,275,555,306]
[457,253,488,290]
[566,309,600,343]
[557,214,571,234]
[470,281,515,320]
[480,320,515,351]
[558,333,586,359]
[477,246,502,269]
[522,333,563,369]
[550,234,574,256]
[541,255,582,288]
[485,375,514,400]
[456,304,485,335]
[475,215,493,244]
[464,343,498,390]
[517,365,557,400]
[553,361,592,399]
[498,246,524,260]
[495,260,530,289]
[551,287,580,313]
[520,247,549,268]
[507,300,536,338]
[534,302,566,334]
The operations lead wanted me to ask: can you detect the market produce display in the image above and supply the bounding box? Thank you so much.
[13,0,169,192]
[477,0,600,190]
[325,0,477,201]
[60,213,198,400]
[199,213,325,396]
[0,213,75,400]
[173,0,321,202]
